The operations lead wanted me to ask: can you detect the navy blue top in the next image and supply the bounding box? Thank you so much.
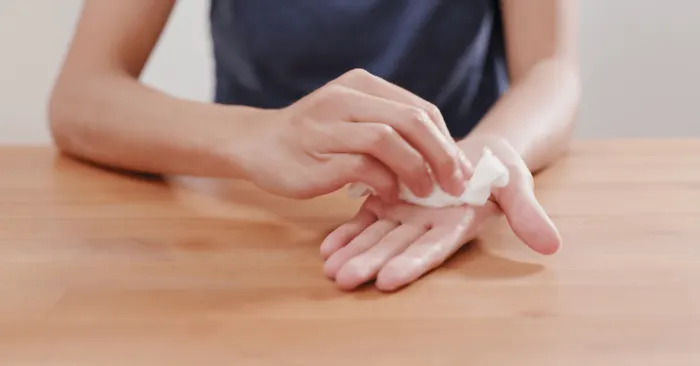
[210,0,509,138]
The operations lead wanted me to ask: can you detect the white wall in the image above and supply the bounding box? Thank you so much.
[1,0,699,144]
[0,0,213,144]
[578,0,700,137]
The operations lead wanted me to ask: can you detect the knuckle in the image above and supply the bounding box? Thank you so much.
[365,124,397,148]
[327,83,347,96]
[342,68,372,82]
[318,83,347,103]
[403,107,431,130]
[424,103,442,122]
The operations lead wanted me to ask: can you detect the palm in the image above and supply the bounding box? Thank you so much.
[321,136,563,292]
[320,196,499,292]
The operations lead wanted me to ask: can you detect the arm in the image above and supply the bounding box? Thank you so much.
[48,0,469,199]
[48,0,260,178]
[461,0,581,173]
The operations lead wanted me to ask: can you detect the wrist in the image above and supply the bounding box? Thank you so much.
[205,105,279,180]
[458,132,532,180]
[457,133,510,161]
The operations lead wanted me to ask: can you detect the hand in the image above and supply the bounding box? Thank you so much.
[457,134,561,255]
[320,135,562,291]
[320,196,499,291]
[240,69,472,201]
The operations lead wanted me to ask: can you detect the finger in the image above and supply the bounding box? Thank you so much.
[457,149,474,181]
[330,153,400,202]
[335,224,427,290]
[330,86,469,197]
[323,219,399,281]
[335,69,454,141]
[376,214,475,292]
[320,123,433,197]
[320,209,377,260]
[498,176,562,255]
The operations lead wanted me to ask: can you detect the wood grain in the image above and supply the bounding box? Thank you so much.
[0,140,699,365]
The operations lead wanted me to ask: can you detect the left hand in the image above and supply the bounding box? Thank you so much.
[320,134,562,291]
[321,196,499,291]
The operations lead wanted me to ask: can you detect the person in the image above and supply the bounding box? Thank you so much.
[49,0,580,292]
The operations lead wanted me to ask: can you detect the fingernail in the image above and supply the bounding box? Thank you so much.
[453,166,464,182]
[416,180,433,197]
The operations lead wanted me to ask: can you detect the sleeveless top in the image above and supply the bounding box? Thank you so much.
[209,0,509,139]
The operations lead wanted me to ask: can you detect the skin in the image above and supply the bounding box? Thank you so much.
[322,0,580,291]
[49,1,471,202]
[50,0,579,292]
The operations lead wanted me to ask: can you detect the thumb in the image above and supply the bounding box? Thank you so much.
[496,172,562,255]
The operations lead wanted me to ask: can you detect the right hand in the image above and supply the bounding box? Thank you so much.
[241,69,473,201]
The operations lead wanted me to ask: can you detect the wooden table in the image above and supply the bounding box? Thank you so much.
[0,140,698,365]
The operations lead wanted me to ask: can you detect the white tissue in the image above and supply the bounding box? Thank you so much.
[347,147,509,208]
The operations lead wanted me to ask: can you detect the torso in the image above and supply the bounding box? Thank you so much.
[210,0,508,138]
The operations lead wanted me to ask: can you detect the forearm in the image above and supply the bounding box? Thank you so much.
[49,74,266,178]
[462,59,581,173]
